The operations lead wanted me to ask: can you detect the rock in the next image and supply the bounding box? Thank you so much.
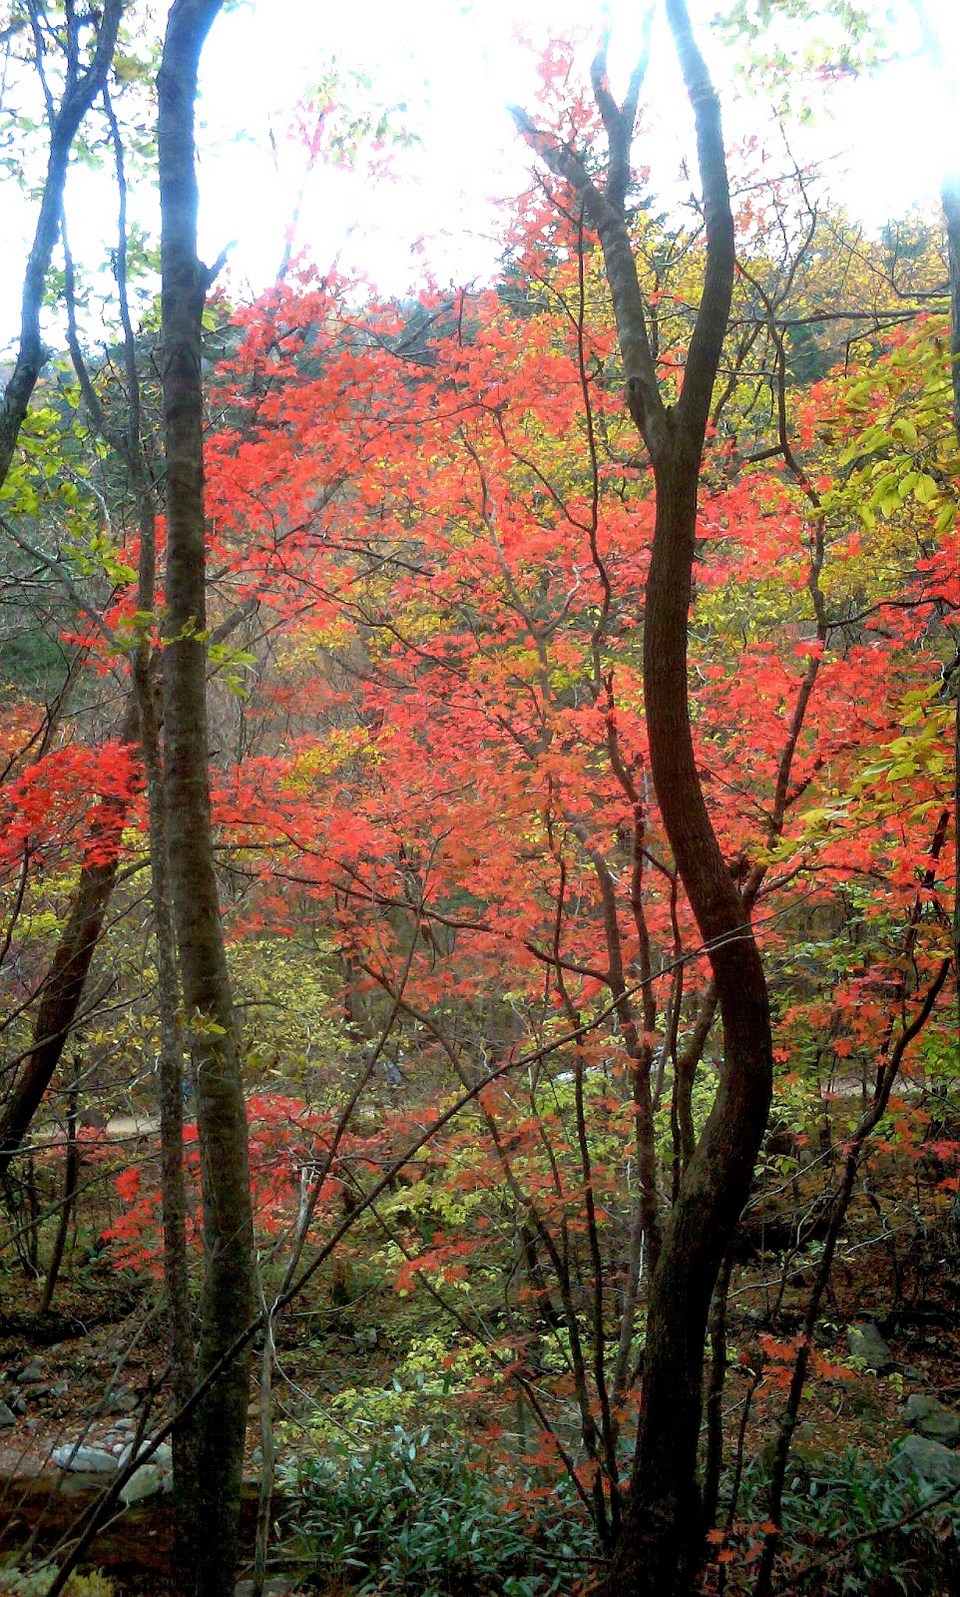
[119,1439,172,1472]
[51,1444,118,1473]
[353,1327,378,1350]
[890,1434,960,1490]
[49,1379,69,1399]
[848,1322,896,1373]
[119,1463,170,1506]
[0,1402,16,1427]
[103,1385,138,1415]
[17,1358,45,1383]
[903,1394,960,1446]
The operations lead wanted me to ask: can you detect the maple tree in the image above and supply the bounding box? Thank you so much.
[0,4,958,1595]
[183,40,955,1597]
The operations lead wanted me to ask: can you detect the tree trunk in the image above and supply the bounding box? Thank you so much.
[0,2,125,1188]
[158,5,254,1594]
[0,2,122,490]
[514,2,773,1590]
[0,700,138,1186]
[603,447,771,1594]
[942,177,960,1035]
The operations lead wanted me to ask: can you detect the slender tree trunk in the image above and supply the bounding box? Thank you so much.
[515,3,773,1590]
[134,639,198,1554]
[0,2,122,489]
[0,2,124,1184]
[605,449,771,1595]
[39,1076,80,1313]
[158,6,254,1593]
[942,177,960,1035]
[0,700,138,1185]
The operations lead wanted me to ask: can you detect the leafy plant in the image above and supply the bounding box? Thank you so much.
[730,1448,960,1595]
[282,1424,598,1596]
[0,1568,114,1597]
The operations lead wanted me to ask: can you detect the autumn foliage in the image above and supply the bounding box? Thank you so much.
[0,38,957,1595]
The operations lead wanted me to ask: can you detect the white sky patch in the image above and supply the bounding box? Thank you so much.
[0,0,957,349]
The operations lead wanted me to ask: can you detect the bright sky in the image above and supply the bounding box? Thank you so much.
[2,0,959,344]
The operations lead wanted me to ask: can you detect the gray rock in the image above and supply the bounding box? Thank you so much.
[103,1386,138,1415]
[17,1358,45,1383]
[0,1402,16,1427]
[848,1322,896,1373]
[120,1463,170,1506]
[904,1394,960,1446]
[119,1439,172,1471]
[891,1434,960,1490]
[51,1443,118,1473]
[49,1380,69,1399]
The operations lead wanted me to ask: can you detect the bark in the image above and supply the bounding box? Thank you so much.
[516,2,773,1590]
[0,700,138,1186]
[134,640,198,1561]
[945,180,960,450]
[158,6,254,1594]
[107,73,199,1541]
[942,177,960,1038]
[0,1,122,492]
[38,1077,80,1312]
[0,5,125,1177]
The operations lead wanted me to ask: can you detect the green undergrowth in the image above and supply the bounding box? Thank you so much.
[280,1422,599,1597]
[730,1448,960,1595]
[0,1568,114,1597]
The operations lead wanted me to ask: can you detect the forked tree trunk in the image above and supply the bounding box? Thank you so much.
[158,5,255,1593]
[515,2,773,1590]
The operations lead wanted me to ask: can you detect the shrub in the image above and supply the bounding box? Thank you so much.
[282,1424,598,1596]
[729,1448,960,1595]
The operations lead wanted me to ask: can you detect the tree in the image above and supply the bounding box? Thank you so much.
[158,3,254,1592]
[0,0,127,1181]
[508,5,774,1588]
[0,1,123,491]
[191,44,955,1572]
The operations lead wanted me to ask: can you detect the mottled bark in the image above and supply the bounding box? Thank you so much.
[158,5,254,1594]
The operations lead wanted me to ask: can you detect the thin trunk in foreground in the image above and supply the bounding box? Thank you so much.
[0,2,122,489]
[158,5,254,1593]
[515,2,773,1589]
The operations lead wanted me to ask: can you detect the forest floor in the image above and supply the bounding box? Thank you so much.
[1,1101,959,1595]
